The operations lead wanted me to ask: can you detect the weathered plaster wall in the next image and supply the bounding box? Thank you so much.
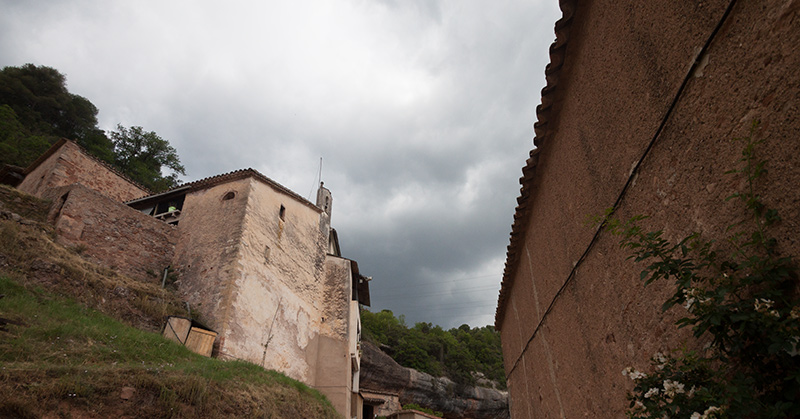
[315,256,356,416]
[18,140,148,202]
[244,179,328,305]
[167,175,358,418]
[498,0,800,417]
[216,178,330,379]
[171,178,251,347]
[43,184,176,283]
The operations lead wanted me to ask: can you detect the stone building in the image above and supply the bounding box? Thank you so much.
[495,0,799,418]
[11,139,371,418]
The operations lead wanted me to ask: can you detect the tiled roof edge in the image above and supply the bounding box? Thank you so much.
[141,168,323,213]
[21,138,68,175]
[495,0,577,330]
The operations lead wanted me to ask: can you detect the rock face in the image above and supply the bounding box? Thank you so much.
[360,341,509,419]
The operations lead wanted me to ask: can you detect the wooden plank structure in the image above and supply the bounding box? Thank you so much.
[162,316,217,357]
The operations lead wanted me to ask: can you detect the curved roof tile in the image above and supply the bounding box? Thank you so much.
[495,0,577,330]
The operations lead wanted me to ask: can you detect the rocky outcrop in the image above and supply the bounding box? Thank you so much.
[359,341,509,419]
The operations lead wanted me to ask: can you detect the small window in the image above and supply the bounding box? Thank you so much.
[222,191,236,201]
[279,205,286,221]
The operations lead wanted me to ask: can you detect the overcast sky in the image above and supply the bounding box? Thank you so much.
[1,0,561,329]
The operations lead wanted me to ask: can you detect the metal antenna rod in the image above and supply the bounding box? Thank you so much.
[308,156,323,200]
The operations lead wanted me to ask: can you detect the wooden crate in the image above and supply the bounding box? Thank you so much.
[162,316,217,357]
[185,327,217,357]
[163,317,191,344]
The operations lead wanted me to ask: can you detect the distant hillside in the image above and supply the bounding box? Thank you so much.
[360,308,505,390]
[360,340,509,419]
[0,185,340,418]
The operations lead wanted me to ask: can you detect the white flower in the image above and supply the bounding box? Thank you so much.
[653,352,668,370]
[622,367,647,380]
[702,406,722,418]
[683,288,700,310]
[769,309,780,318]
[755,298,774,313]
[684,297,696,310]
[644,387,660,398]
[788,336,799,357]
[632,400,645,411]
[689,406,723,419]
[662,379,685,397]
[790,306,799,320]
[687,386,697,397]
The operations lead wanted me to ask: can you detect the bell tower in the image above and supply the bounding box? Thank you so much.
[316,182,332,218]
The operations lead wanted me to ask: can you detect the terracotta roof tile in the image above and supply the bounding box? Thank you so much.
[130,168,322,213]
[495,0,577,330]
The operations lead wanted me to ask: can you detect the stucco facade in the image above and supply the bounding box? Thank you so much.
[128,170,369,418]
[496,0,800,417]
[15,140,370,418]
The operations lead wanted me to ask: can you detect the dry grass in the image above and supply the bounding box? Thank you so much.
[0,215,188,332]
[0,184,50,223]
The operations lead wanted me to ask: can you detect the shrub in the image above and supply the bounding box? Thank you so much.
[605,124,800,418]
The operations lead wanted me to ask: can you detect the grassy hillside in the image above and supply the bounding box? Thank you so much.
[0,185,340,418]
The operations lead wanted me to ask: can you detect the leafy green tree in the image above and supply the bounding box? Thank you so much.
[0,64,116,168]
[362,309,408,348]
[0,64,99,142]
[360,308,506,389]
[0,104,52,167]
[80,128,115,164]
[110,124,185,192]
[0,64,186,192]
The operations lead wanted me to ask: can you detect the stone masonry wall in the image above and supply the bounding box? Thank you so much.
[171,178,251,348]
[498,1,800,418]
[18,140,148,202]
[45,184,176,284]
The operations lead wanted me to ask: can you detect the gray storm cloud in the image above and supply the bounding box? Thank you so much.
[0,0,561,328]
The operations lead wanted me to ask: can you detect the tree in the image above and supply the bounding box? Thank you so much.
[0,64,99,142]
[0,64,117,168]
[360,308,506,389]
[0,64,187,190]
[110,124,185,192]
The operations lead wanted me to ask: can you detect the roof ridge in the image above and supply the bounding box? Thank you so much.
[139,168,322,213]
[22,138,153,196]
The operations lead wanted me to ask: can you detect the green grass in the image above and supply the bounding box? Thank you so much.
[0,276,340,418]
